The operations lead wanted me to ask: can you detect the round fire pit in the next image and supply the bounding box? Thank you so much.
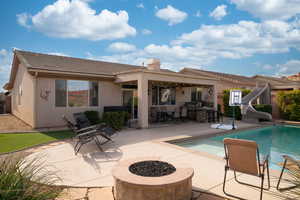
[129,160,176,177]
[112,157,194,200]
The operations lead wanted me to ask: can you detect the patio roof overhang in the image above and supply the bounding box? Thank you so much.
[114,69,219,86]
[115,69,219,129]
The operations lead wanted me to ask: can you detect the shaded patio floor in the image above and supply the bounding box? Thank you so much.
[27,121,295,200]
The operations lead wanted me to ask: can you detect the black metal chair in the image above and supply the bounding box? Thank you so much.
[223,138,270,200]
[62,115,103,155]
[73,112,116,144]
[277,155,300,191]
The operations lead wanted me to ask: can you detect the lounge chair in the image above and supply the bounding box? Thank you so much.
[62,115,103,155]
[223,138,270,200]
[277,155,300,191]
[73,112,116,144]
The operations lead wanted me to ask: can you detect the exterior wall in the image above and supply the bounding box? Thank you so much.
[176,87,191,106]
[11,63,35,126]
[271,91,280,119]
[35,77,122,128]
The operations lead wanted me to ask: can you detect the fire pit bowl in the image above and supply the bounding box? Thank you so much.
[112,157,194,200]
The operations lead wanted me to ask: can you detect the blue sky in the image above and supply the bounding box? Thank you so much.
[1,0,300,91]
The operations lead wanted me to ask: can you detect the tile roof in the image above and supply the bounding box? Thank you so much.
[180,68,256,86]
[15,50,144,76]
[252,75,299,86]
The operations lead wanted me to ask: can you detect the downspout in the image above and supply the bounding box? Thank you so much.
[32,72,38,129]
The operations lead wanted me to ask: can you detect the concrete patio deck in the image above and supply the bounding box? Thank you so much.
[26,122,294,200]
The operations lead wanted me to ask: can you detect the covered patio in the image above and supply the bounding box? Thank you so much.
[115,65,219,128]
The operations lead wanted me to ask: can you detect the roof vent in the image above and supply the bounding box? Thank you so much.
[146,58,160,71]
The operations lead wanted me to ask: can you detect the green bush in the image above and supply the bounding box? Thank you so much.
[289,104,300,121]
[223,89,251,120]
[253,104,273,121]
[84,110,101,125]
[253,104,272,114]
[276,90,300,121]
[102,111,130,130]
[0,155,61,200]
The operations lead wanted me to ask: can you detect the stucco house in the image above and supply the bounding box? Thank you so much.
[4,50,219,129]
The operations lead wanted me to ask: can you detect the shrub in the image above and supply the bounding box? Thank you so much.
[253,104,273,121]
[84,110,101,125]
[0,155,61,200]
[102,111,130,130]
[253,104,272,114]
[217,104,222,112]
[276,90,300,121]
[290,104,300,121]
[223,89,251,120]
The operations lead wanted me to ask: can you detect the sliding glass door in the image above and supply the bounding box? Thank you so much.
[122,89,138,119]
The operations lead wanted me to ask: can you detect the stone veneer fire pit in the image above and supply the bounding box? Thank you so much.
[112,157,194,200]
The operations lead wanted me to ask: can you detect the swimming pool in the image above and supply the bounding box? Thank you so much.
[174,125,300,169]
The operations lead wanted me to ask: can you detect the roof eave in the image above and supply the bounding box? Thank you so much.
[115,68,219,81]
[27,68,116,79]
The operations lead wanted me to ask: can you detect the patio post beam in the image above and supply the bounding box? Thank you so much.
[137,75,149,128]
[213,85,218,111]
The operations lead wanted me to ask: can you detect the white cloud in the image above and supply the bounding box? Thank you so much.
[141,29,152,35]
[136,3,144,9]
[231,0,300,20]
[155,5,187,26]
[195,10,202,17]
[87,50,147,67]
[17,13,31,28]
[88,18,300,72]
[0,49,13,91]
[107,42,136,52]
[17,0,136,41]
[173,19,300,58]
[262,64,273,70]
[277,60,300,76]
[48,52,69,56]
[209,5,227,20]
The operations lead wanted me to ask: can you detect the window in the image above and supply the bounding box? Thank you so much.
[191,88,202,102]
[68,80,89,107]
[55,80,99,107]
[89,82,99,106]
[55,80,67,107]
[152,86,176,105]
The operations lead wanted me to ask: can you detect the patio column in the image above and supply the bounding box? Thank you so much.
[213,85,218,111]
[138,75,149,128]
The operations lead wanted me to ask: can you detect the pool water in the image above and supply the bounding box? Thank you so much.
[174,125,300,169]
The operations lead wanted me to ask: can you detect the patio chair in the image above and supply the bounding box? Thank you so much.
[62,115,103,155]
[73,112,116,144]
[277,155,300,191]
[223,138,270,200]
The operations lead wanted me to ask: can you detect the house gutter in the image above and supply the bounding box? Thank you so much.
[27,68,115,79]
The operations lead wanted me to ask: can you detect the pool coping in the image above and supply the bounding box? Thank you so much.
[154,124,284,176]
